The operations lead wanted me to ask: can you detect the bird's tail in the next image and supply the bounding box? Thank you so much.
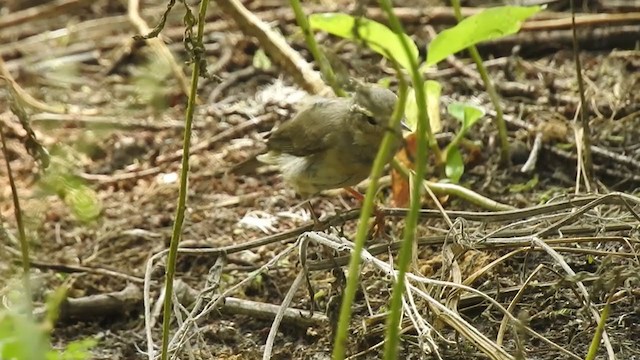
[227,156,264,175]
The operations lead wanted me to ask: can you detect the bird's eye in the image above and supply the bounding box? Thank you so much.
[365,116,377,126]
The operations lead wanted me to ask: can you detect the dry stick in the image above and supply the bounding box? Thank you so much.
[2,5,636,61]
[164,242,300,355]
[127,0,191,100]
[572,103,590,193]
[222,297,327,326]
[530,234,615,359]
[0,57,65,113]
[141,202,633,356]
[521,12,640,31]
[496,110,640,182]
[537,193,640,237]
[570,0,594,187]
[60,283,141,320]
[405,279,579,360]
[79,113,276,184]
[403,286,442,358]
[310,231,635,272]
[0,0,92,29]
[214,0,331,95]
[0,110,33,313]
[25,259,144,284]
[315,232,580,360]
[496,264,545,346]
[153,113,275,166]
[532,194,640,359]
[166,194,635,265]
[262,270,305,360]
[29,113,191,130]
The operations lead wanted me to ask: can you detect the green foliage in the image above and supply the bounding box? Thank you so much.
[38,147,102,223]
[0,286,95,360]
[404,80,442,134]
[426,6,542,66]
[445,146,464,183]
[308,6,538,178]
[447,102,485,130]
[46,338,97,360]
[131,56,173,111]
[444,102,485,182]
[308,13,418,71]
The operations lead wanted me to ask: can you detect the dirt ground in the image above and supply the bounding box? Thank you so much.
[1,0,639,359]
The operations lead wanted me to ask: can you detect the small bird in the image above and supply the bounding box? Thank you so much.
[246,83,404,199]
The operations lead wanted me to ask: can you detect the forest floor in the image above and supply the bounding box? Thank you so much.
[1,0,639,359]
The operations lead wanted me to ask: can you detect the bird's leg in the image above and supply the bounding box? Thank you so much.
[343,187,386,238]
[305,200,321,228]
[343,186,365,202]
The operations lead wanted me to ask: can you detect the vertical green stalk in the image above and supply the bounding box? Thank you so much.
[0,123,33,312]
[289,0,346,97]
[450,0,510,165]
[375,1,430,359]
[331,75,409,360]
[585,297,611,360]
[159,1,210,359]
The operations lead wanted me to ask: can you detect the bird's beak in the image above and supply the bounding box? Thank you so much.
[400,118,411,132]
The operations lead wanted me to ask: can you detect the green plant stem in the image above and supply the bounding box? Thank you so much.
[585,296,611,360]
[443,124,467,159]
[374,4,430,360]
[1,128,33,305]
[159,1,210,359]
[0,118,33,313]
[450,0,510,166]
[569,0,593,186]
[289,0,346,97]
[331,75,408,360]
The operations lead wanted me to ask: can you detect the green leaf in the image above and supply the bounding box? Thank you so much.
[445,146,464,183]
[309,13,418,70]
[404,81,442,133]
[404,87,418,132]
[55,338,97,360]
[447,102,485,130]
[425,80,442,133]
[426,6,542,66]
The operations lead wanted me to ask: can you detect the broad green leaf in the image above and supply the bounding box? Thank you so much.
[405,81,442,133]
[447,102,485,130]
[426,6,542,66]
[445,145,464,183]
[309,13,418,70]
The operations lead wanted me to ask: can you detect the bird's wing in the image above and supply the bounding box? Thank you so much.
[266,99,349,157]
